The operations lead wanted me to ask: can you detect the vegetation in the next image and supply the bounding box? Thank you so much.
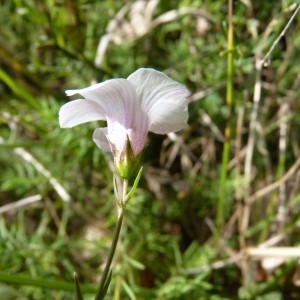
[1,0,300,299]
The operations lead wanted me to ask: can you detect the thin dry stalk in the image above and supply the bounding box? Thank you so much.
[0,194,42,214]
[242,3,299,234]
[246,247,300,259]
[240,3,300,286]
[259,4,300,68]
[94,2,216,67]
[14,147,71,202]
[0,137,71,202]
[248,154,300,204]
[277,104,290,229]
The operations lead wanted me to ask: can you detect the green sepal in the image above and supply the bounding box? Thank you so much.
[113,136,143,180]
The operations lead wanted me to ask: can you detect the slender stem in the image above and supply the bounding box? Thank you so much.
[216,0,234,229]
[95,179,127,300]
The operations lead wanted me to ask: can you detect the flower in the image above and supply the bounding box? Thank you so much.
[59,68,189,178]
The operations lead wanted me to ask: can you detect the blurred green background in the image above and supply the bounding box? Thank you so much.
[1,0,300,299]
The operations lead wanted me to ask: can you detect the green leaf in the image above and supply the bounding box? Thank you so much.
[0,272,96,293]
[73,273,84,300]
[121,279,136,300]
[95,270,112,300]
[100,270,112,300]
[125,166,143,204]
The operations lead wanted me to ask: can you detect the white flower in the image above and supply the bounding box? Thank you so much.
[59,68,189,178]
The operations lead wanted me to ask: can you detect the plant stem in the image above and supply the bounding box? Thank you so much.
[216,0,234,229]
[95,180,127,300]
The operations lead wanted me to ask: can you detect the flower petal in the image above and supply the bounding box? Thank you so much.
[59,99,106,128]
[106,119,128,152]
[68,79,150,155]
[67,79,138,127]
[105,115,149,156]
[127,68,190,134]
[93,128,111,151]
[66,80,112,97]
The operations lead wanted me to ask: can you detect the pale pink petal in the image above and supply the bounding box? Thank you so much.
[67,79,150,155]
[65,80,112,96]
[66,79,136,127]
[106,120,128,153]
[106,116,149,156]
[64,79,143,128]
[61,69,188,159]
[126,122,149,155]
[59,99,106,128]
[146,97,188,133]
[93,128,111,151]
[127,68,190,134]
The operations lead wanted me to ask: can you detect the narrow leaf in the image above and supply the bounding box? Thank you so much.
[121,279,136,300]
[101,270,112,300]
[73,273,84,300]
[125,166,143,203]
[94,270,112,300]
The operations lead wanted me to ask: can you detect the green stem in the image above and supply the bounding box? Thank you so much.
[95,180,127,300]
[216,0,234,229]
[94,213,123,299]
